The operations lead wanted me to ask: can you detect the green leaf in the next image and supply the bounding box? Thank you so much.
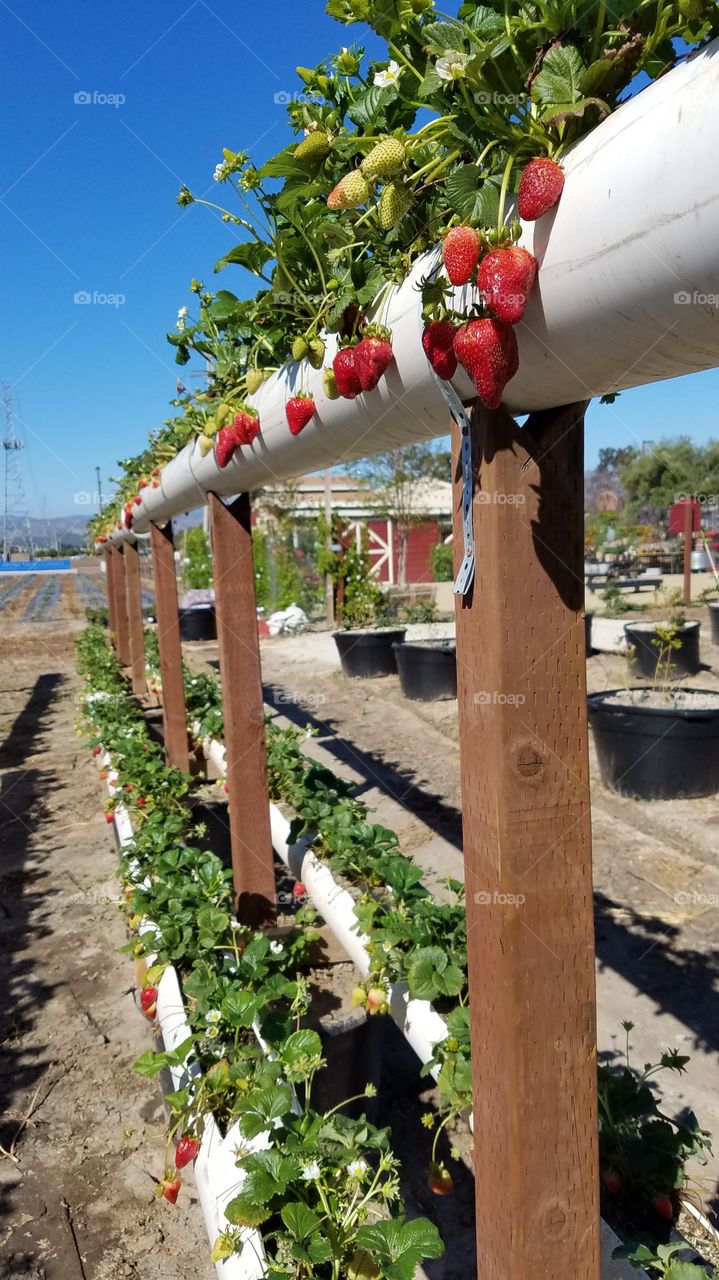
[466,5,505,36]
[665,1265,714,1280]
[445,166,500,227]
[423,20,467,52]
[280,1201,321,1239]
[221,988,261,1027]
[347,85,397,128]
[237,1085,293,1140]
[539,96,608,125]
[533,45,586,107]
[133,1048,164,1078]
[355,1218,444,1280]
[215,241,273,275]
[257,146,308,180]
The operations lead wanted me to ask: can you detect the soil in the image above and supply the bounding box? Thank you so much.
[600,688,719,709]
[0,622,213,1280]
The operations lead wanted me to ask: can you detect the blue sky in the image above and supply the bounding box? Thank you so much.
[1,2,716,517]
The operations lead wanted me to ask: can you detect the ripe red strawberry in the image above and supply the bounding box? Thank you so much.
[602,1169,622,1195]
[92,746,101,757]
[478,247,538,324]
[454,318,519,410]
[99,768,108,780]
[442,226,480,286]
[421,320,458,380]
[353,330,394,391]
[286,394,316,436]
[518,157,565,221]
[136,796,146,808]
[214,425,237,469]
[159,1173,182,1204]
[651,1193,675,1221]
[428,1161,453,1196]
[292,882,306,899]
[333,347,362,399]
[104,811,114,825]
[175,1135,199,1169]
[140,986,158,1019]
[133,495,142,506]
[234,409,260,446]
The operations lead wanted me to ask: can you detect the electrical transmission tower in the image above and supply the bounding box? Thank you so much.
[2,384,33,562]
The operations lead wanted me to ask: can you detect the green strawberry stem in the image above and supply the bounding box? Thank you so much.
[497,153,515,232]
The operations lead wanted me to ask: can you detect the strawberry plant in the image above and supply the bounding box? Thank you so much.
[78,624,444,1276]
[87,0,718,536]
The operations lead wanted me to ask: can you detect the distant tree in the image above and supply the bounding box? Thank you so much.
[184,526,213,588]
[619,438,719,522]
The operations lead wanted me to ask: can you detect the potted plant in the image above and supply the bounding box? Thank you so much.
[329,531,405,679]
[625,599,701,679]
[393,638,457,701]
[589,616,719,798]
[179,528,216,641]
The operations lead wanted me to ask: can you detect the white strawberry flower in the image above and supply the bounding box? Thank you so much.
[206,1025,220,1039]
[435,50,469,81]
[301,1160,321,1181]
[177,305,188,321]
[373,60,401,88]
[213,162,227,182]
[206,1008,222,1024]
[269,940,284,956]
[346,1158,369,1180]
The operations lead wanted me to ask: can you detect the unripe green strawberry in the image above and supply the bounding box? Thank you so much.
[197,434,214,457]
[292,334,309,361]
[679,0,705,17]
[246,368,266,395]
[215,402,232,424]
[308,337,325,369]
[323,367,341,400]
[204,417,219,438]
[327,171,370,210]
[377,181,412,230]
[351,985,367,1008]
[294,131,331,164]
[361,138,406,180]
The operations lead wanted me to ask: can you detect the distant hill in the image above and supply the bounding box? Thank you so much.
[2,513,91,551]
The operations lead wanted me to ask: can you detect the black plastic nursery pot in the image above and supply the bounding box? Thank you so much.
[179,604,217,643]
[624,620,700,678]
[709,602,719,646]
[393,640,457,701]
[333,628,406,679]
[189,797,232,868]
[589,688,719,799]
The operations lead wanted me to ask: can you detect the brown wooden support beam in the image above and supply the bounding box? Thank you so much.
[104,549,117,637]
[112,546,131,667]
[208,492,276,927]
[149,521,190,772]
[124,540,147,697]
[451,401,599,1280]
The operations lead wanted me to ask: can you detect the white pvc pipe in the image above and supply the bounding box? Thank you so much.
[108,40,719,541]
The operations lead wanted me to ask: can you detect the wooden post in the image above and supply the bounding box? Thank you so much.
[124,540,147,697]
[113,546,131,668]
[451,401,599,1280]
[683,498,693,605]
[104,549,117,637]
[208,492,276,927]
[149,520,190,772]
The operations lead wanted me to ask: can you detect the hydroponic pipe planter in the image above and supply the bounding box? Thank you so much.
[97,753,265,1280]
[105,39,719,544]
[196,731,648,1279]
[199,728,452,1076]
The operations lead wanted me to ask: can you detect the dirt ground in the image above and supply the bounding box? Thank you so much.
[0,624,213,1280]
